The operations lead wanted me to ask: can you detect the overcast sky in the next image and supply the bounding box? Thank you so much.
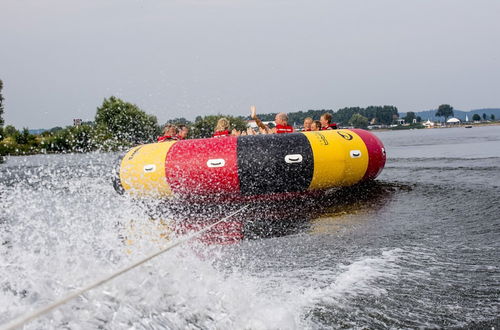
[1,0,499,128]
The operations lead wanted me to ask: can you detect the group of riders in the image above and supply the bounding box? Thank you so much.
[157,106,338,142]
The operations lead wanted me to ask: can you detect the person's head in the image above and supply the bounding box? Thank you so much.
[320,113,332,128]
[275,112,288,126]
[215,118,230,132]
[311,120,321,131]
[178,125,189,139]
[303,117,313,130]
[164,124,178,136]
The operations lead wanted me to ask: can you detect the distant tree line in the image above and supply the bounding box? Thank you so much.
[471,113,495,121]
[0,97,405,157]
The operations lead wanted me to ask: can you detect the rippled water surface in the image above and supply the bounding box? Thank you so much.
[1,126,499,329]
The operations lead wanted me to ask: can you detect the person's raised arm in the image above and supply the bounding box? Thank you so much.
[251,105,268,131]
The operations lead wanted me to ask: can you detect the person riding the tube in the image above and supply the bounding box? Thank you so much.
[157,125,179,142]
[251,105,294,134]
[311,120,321,131]
[303,117,313,131]
[320,113,338,130]
[177,125,189,140]
[213,118,231,137]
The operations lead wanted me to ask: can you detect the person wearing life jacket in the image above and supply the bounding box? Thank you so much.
[320,113,338,130]
[177,125,189,140]
[157,125,179,142]
[213,118,231,138]
[250,105,294,134]
[274,112,294,133]
[311,120,321,131]
[303,117,313,131]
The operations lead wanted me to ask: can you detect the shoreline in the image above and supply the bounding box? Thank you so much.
[1,122,499,159]
[370,121,500,132]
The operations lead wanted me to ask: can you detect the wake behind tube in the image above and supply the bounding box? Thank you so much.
[114,129,386,200]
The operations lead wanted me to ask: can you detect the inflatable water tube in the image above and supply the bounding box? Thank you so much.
[113,129,386,201]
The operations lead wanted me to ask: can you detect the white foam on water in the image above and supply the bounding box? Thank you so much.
[245,247,404,315]
[325,248,402,299]
[0,155,141,323]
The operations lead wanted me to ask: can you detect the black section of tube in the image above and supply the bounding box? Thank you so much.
[237,133,314,196]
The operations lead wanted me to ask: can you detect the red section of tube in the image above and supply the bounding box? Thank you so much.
[349,129,386,181]
[165,137,240,196]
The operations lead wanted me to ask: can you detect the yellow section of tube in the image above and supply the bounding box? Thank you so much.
[119,141,176,197]
[302,130,369,189]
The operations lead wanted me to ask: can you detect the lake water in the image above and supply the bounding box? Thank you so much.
[0,126,499,329]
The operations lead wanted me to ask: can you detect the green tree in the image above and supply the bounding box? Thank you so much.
[3,125,18,137]
[70,124,97,152]
[15,128,36,146]
[0,80,4,131]
[49,126,64,133]
[49,129,73,152]
[372,105,399,125]
[95,96,160,145]
[482,113,487,120]
[349,113,369,129]
[472,114,481,121]
[334,108,359,126]
[403,112,416,124]
[435,104,454,122]
[165,117,192,125]
[191,115,248,139]
[491,114,496,121]
[45,124,98,153]
[334,106,398,126]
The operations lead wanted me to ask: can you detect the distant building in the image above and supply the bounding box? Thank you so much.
[446,118,461,125]
[423,119,435,128]
[73,119,82,126]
